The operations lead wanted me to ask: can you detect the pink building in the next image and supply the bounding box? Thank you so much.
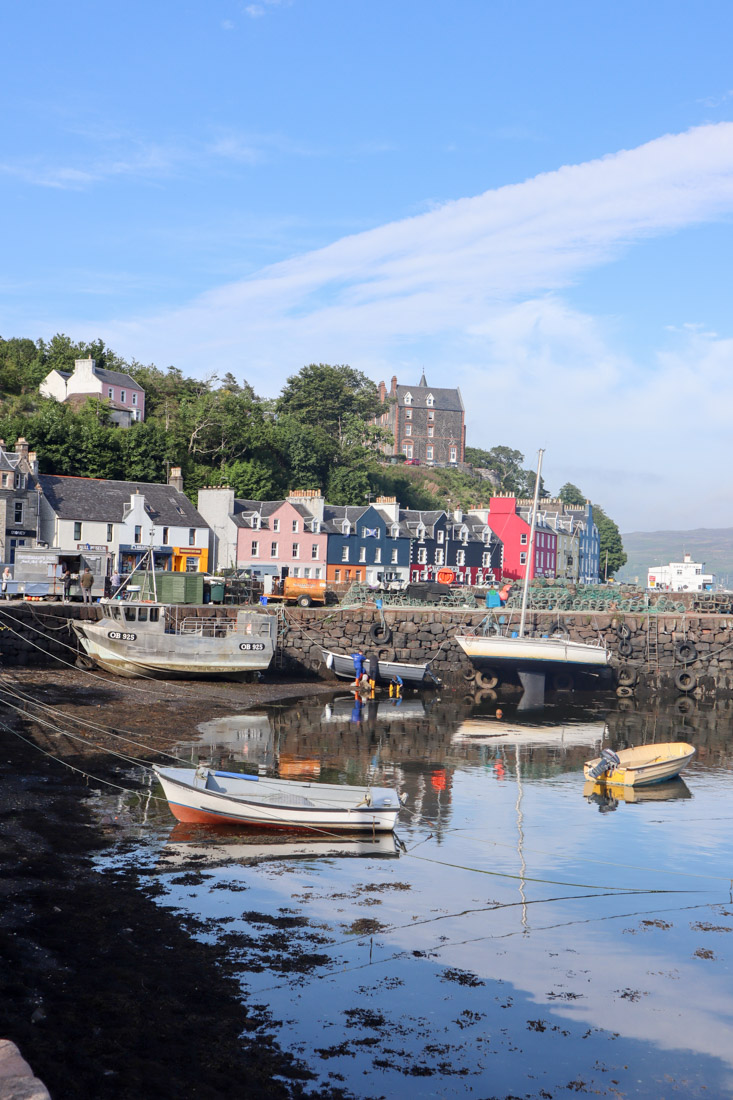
[40,357,145,427]
[235,492,329,579]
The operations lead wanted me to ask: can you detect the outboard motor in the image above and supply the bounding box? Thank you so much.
[588,747,621,780]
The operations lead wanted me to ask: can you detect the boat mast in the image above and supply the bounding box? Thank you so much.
[518,448,544,639]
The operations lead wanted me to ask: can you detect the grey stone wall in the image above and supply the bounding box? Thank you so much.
[0,603,728,702]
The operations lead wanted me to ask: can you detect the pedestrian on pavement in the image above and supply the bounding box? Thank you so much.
[61,565,72,602]
[2,566,12,600]
[80,567,94,604]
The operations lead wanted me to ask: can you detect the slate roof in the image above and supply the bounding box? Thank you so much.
[38,475,207,526]
[322,505,368,533]
[92,367,141,389]
[231,499,285,529]
[395,384,464,412]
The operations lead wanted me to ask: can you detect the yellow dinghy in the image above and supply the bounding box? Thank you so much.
[583,742,696,788]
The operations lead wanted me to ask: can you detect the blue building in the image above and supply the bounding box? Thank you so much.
[325,498,411,586]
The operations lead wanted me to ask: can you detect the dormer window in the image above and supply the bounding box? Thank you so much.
[342,521,351,536]
[417,525,426,540]
[252,514,261,530]
[403,392,413,405]
[311,519,320,533]
[390,525,399,538]
[426,393,434,407]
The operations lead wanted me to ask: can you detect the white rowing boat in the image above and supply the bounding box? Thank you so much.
[154,765,402,832]
[583,742,696,788]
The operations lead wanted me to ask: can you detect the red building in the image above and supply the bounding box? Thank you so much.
[485,497,557,581]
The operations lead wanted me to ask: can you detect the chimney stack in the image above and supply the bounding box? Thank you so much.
[169,466,184,492]
[16,437,29,459]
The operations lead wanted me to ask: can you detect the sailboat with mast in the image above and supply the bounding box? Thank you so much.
[455,450,610,704]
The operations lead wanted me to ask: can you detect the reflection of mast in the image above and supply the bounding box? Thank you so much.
[514,744,528,928]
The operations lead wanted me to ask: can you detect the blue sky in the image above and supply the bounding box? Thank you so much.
[2,1,733,531]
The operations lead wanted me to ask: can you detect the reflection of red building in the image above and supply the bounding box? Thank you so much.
[486,496,556,581]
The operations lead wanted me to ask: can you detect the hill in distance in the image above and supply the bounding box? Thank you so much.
[617,528,733,588]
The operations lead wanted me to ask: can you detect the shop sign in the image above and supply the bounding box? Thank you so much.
[7,528,36,538]
[77,543,108,551]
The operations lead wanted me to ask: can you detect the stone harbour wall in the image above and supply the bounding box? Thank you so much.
[0,602,730,701]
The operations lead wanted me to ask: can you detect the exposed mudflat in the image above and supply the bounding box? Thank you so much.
[0,669,341,1100]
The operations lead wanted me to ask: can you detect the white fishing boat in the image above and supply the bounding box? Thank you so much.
[456,448,609,705]
[73,601,275,679]
[154,764,403,831]
[583,742,696,787]
[321,647,439,686]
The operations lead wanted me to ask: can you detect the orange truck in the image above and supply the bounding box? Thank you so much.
[263,577,327,608]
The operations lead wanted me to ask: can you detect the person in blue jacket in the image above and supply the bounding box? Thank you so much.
[351,651,365,681]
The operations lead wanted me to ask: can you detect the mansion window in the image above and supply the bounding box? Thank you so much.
[428,426,434,437]
[449,446,457,462]
[426,446,433,461]
[428,410,434,422]
[405,408,412,420]
[403,392,413,405]
[426,393,434,406]
[403,444,413,458]
[405,424,412,436]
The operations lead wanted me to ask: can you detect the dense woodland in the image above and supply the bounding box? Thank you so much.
[0,334,627,575]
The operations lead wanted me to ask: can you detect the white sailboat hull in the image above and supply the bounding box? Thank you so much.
[456,633,610,671]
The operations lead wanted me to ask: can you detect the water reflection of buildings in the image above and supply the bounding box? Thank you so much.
[175,713,275,769]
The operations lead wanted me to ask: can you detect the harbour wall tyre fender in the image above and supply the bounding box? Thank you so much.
[615,684,634,698]
[616,665,638,687]
[369,622,393,645]
[615,623,631,640]
[463,669,477,683]
[617,639,633,658]
[474,669,499,690]
[674,669,697,693]
[674,641,698,664]
[552,671,574,692]
[617,697,636,713]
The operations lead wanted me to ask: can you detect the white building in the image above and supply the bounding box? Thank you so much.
[647,553,714,592]
[38,470,210,575]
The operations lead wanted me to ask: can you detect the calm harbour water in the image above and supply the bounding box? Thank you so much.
[100,689,733,1099]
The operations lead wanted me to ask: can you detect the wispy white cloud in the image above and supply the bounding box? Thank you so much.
[90,123,733,527]
[244,0,287,17]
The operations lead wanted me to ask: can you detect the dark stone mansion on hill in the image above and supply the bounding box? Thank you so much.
[375,374,465,465]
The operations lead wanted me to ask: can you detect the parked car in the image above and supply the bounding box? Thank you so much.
[405,458,420,465]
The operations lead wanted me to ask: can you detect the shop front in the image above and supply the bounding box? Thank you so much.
[171,546,209,573]
[118,544,174,575]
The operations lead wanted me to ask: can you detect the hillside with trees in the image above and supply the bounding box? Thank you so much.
[0,334,626,574]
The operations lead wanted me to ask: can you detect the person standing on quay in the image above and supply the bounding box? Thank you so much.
[2,566,12,600]
[80,567,94,604]
[61,565,72,602]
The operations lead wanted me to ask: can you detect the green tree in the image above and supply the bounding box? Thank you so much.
[558,482,586,506]
[594,505,627,579]
[276,363,382,440]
